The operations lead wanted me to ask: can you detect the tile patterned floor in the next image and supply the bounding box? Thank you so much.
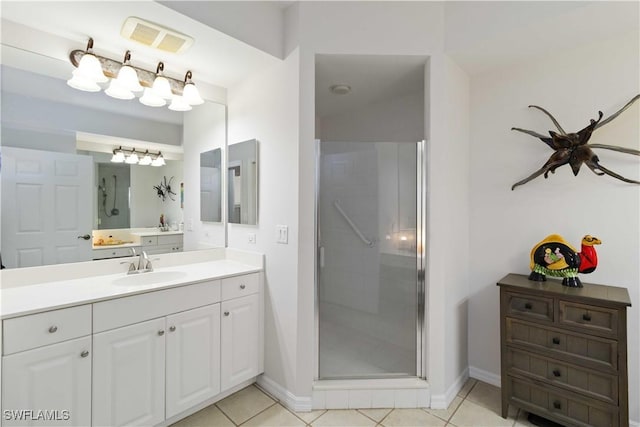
[171,379,538,427]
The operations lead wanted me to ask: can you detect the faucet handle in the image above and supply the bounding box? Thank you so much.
[120,261,137,273]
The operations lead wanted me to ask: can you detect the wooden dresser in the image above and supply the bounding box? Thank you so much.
[498,273,631,427]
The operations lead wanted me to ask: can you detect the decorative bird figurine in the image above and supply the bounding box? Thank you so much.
[529,234,601,287]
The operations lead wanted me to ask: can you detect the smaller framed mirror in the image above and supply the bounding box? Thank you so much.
[228,139,258,225]
[200,148,222,222]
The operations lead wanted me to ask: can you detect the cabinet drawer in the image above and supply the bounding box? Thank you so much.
[559,301,618,336]
[506,292,553,322]
[506,319,618,370]
[221,273,259,300]
[158,234,183,245]
[3,305,92,355]
[507,348,618,404]
[93,280,221,332]
[509,376,618,427]
[93,246,139,260]
[141,236,158,246]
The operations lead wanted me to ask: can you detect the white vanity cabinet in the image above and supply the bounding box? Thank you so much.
[1,305,93,427]
[1,269,262,427]
[140,234,183,255]
[92,318,166,427]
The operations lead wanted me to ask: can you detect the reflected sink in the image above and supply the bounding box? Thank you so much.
[112,271,188,287]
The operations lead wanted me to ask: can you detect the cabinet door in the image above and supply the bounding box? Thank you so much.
[2,336,91,426]
[220,294,260,391]
[92,318,165,427]
[166,304,221,418]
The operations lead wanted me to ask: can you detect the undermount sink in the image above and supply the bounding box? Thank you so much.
[112,271,188,287]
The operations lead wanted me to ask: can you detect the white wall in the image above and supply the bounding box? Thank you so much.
[468,31,640,421]
[182,102,227,249]
[226,49,301,393]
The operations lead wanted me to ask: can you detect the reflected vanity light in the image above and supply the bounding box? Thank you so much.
[68,38,205,111]
[111,147,164,166]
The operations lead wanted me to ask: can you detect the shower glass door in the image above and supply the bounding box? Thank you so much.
[317,141,422,379]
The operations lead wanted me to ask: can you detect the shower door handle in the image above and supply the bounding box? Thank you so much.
[77,234,91,240]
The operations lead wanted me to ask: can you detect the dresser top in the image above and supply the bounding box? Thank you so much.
[497,273,632,307]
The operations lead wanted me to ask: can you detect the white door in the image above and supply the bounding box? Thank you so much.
[92,318,165,427]
[220,294,259,391]
[1,147,93,268]
[1,336,91,426]
[166,304,221,418]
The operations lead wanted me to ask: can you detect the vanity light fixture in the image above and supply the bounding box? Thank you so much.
[68,38,206,110]
[111,147,165,166]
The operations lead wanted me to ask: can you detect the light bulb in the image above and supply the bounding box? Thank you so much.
[152,75,173,99]
[116,65,143,92]
[182,82,204,105]
[111,151,125,163]
[168,95,192,111]
[125,152,139,164]
[151,154,166,167]
[105,80,135,100]
[139,153,153,165]
[67,71,101,92]
[139,88,166,107]
[74,52,108,83]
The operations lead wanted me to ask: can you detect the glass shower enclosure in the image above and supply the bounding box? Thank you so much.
[317,140,425,379]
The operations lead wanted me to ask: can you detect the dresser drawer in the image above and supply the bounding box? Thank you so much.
[559,301,618,336]
[93,246,139,260]
[507,348,618,404]
[221,273,259,300]
[158,234,183,245]
[141,236,158,246]
[506,319,618,370]
[505,292,554,322]
[509,376,618,427]
[3,305,92,355]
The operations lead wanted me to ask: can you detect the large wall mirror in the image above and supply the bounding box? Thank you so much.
[228,139,258,225]
[200,148,222,222]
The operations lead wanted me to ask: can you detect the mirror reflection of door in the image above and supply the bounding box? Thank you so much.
[227,139,258,225]
[200,148,222,222]
[1,147,93,268]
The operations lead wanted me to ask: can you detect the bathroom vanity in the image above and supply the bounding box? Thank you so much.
[0,249,263,427]
[92,229,184,260]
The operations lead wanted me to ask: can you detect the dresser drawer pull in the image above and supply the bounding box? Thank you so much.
[524,302,533,310]
[552,369,561,377]
[553,401,561,410]
[224,311,230,316]
[582,313,592,321]
[48,326,58,333]
[81,350,89,358]
[552,337,560,345]
[158,330,165,336]
[240,284,246,289]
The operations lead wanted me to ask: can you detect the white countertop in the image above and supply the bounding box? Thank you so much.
[92,242,140,250]
[131,230,184,236]
[1,259,260,320]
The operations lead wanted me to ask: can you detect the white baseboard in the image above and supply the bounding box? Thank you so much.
[630,420,639,427]
[469,366,501,388]
[430,367,469,409]
[257,375,312,412]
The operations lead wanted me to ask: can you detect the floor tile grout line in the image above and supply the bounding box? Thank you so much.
[235,400,279,426]
[356,408,391,424]
[213,402,239,427]
[284,403,326,425]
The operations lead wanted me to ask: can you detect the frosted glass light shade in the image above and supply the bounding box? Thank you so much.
[139,153,153,165]
[111,151,125,163]
[182,83,204,105]
[105,80,135,100]
[168,95,192,112]
[75,53,108,83]
[67,71,101,92]
[116,65,143,92]
[152,75,173,99]
[125,153,139,164]
[151,154,166,167]
[139,88,166,107]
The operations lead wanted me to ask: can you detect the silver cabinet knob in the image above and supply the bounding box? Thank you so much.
[49,326,58,333]
[240,284,246,289]
[169,326,176,332]
[81,350,89,358]
[158,330,165,336]
[224,311,230,316]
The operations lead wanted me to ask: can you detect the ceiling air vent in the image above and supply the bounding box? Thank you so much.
[121,17,194,54]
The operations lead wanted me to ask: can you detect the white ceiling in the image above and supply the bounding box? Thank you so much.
[316,55,426,118]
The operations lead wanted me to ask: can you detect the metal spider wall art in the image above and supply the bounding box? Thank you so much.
[511,94,640,190]
[153,176,177,201]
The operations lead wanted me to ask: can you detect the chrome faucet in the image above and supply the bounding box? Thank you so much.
[137,250,153,272]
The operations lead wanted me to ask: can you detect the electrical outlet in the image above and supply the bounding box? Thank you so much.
[276,225,288,244]
[248,233,256,244]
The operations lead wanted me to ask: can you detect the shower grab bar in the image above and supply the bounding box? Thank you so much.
[333,200,374,247]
